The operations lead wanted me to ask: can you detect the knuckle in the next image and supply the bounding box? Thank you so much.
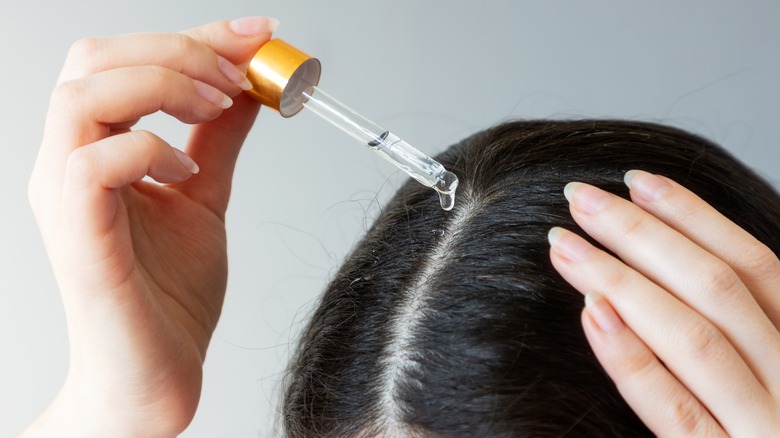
[617,344,656,378]
[739,242,780,282]
[600,264,632,293]
[184,27,214,49]
[50,79,85,110]
[132,129,155,143]
[169,33,199,57]
[141,66,183,104]
[666,395,707,435]
[67,37,101,62]
[675,318,725,360]
[65,147,97,182]
[697,261,743,302]
[64,38,102,77]
[130,130,162,151]
[617,208,648,238]
[143,65,172,87]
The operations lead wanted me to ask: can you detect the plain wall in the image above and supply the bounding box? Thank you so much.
[2,1,778,436]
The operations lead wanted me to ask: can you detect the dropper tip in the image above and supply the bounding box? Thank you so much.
[434,170,459,211]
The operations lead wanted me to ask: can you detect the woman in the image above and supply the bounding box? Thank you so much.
[24,17,780,436]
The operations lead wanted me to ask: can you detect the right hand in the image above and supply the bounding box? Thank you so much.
[550,173,780,436]
[26,17,276,437]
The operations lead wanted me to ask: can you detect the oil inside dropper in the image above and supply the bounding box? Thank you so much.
[244,39,459,210]
[367,131,459,211]
[298,86,459,211]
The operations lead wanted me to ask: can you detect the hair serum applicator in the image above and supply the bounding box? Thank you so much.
[244,39,459,211]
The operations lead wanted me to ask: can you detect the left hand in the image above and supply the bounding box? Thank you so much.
[549,170,780,436]
[25,17,273,437]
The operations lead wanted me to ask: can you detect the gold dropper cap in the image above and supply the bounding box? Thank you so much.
[245,39,322,117]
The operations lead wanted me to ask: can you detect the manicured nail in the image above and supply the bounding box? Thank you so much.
[229,16,279,36]
[585,292,624,334]
[218,56,253,90]
[547,226,593,262]
[547,226,564,246]
[564,182,610,215]
[624,170,671,202]
[193,80,233,109]
[563,182,577,203]
[267,17,281,32]
[173,148,199,174]
[623,169,640,188]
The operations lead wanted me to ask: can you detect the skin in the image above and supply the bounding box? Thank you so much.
[26,17,780,437]
[26,17,275,437]
[550,171,780,436]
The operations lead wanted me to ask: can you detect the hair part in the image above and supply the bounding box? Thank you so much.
[282,120,780,437]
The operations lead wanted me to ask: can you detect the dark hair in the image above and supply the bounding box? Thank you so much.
[282,120,780,437]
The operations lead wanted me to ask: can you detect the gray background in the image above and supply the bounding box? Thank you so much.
[2,1,778,436]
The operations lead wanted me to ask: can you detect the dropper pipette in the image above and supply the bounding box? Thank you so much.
[245,39,459,211]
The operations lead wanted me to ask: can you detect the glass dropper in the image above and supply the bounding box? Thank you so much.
[245,38,459,211]
[297,86,458,210]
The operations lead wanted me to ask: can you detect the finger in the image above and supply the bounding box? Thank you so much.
[33,65,228,225]
[31,66,229,223]
[181,16,277,67]
[177,92,261,219]
[58,32,252,96]
[548,227,777,433]
[173,18,278,219]
[57,130,196,294]
[50,66,231,144]
[581,295,726,437]
[625,170,780,328]
[61,130,196,242]
[564,182,780,391]
[57,16,279,92]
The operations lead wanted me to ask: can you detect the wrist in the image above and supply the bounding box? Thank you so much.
[21,376,186,438]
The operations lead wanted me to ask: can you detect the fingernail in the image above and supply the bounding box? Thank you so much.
[547,226,564,246]
[624,170,671,202]
[623,169,640,188]
[563,182,577,203]
[565,182,610,215]
[267,17,281,32]
[229,16,279,36]
[173,148,199,174]
[585,292,624,334]
[548,226,593,262]
[193,80,233,109]
[217,56,253,90]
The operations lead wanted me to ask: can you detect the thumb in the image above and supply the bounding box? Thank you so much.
[181,16,279,66]
[178,92,261,219]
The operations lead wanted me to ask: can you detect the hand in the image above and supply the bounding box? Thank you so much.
[549,170,780,436]
[26,17,276,437]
